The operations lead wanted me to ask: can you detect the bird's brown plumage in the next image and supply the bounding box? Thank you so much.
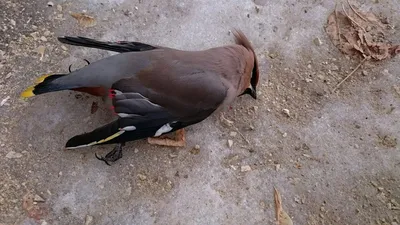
[21,30,260,150]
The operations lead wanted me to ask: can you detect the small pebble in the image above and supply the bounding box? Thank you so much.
[275,164,280,171]
[47,1,54,7]
[362,70,368,76]
[241,165,252,172]
[44,30,51,36]
[229,131,237,137]
[34,194,45,202]
[282,132,287,137]
[305,78,313,83]
[169,153,178,158]
[10,19,16,26]
[30,32,39,40]
[61,45,68,51]
[137,174,147,181]
[40,36,47,42]
[282,109,290,117]
[57,4,63,12]
[1,96,10,106]
[85,215,94,225]
[194,144,200,150]
[227,139,233,148]
[6,151,23,159]
[134,148,139,153]
[313,37,322,46]
[317,74,325,80]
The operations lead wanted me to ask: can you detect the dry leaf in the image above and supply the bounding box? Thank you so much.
[70,12,96,27]
[22,192,47,220]
[274,187,293,225]
[325,3,399,61]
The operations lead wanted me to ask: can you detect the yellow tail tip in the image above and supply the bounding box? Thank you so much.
[20,74,51,99]
[20,86,35,98]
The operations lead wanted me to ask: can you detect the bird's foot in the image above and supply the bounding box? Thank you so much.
[147,129,186,147]
[95,143,124,166]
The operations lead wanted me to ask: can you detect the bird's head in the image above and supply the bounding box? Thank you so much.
[233,30,259,100]
[240,59,259,99]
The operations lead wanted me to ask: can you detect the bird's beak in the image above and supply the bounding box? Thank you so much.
[239,87,257,99]
[250,88,257,99]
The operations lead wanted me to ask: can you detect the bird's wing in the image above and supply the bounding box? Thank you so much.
[66,61,229,148]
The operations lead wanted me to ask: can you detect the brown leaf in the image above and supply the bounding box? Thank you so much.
[274,187,293,225]
[22,192,47,220]
[325,3,399,61]
[70,12,96,27]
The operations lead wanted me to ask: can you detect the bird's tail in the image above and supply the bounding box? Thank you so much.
[65,120,123,149]
[57,36,157,53]
[20,74,68,98]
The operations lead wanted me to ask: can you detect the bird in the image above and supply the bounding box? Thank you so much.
[20,30,260,165]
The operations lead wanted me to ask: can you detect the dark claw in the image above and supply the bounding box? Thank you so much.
[95,143,124,166]
[83,59,90,65]
[95,153,111,166]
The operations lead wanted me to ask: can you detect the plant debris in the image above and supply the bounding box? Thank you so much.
[90,101,98,114]
[326,1,400,61]
[332,58,366,92]
[22,192,47,220]
[70,12,97,27]
[35,46,46,61]
[274,187,293,225]
[0,96,10,106]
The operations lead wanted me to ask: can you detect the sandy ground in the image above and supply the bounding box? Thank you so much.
[0,0,399,224]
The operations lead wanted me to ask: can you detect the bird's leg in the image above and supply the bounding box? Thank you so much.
[95,143,125,166]
[147,129,186,147]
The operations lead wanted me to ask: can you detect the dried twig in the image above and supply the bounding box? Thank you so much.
[342,3,366,32]
[335,3,342,45]
[333,58,367,92]
[347,0,368,22]
[234,127,250,145]
[220,112,250,145]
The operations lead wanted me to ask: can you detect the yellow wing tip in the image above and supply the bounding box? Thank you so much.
[20,86,35,98]
[35,74,51,84]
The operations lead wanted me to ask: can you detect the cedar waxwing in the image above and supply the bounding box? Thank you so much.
[21,30,260,165]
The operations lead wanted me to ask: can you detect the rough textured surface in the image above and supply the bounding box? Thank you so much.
[1,0,399,224]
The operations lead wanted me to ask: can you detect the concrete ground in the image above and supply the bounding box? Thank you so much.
[1,0,399,224]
